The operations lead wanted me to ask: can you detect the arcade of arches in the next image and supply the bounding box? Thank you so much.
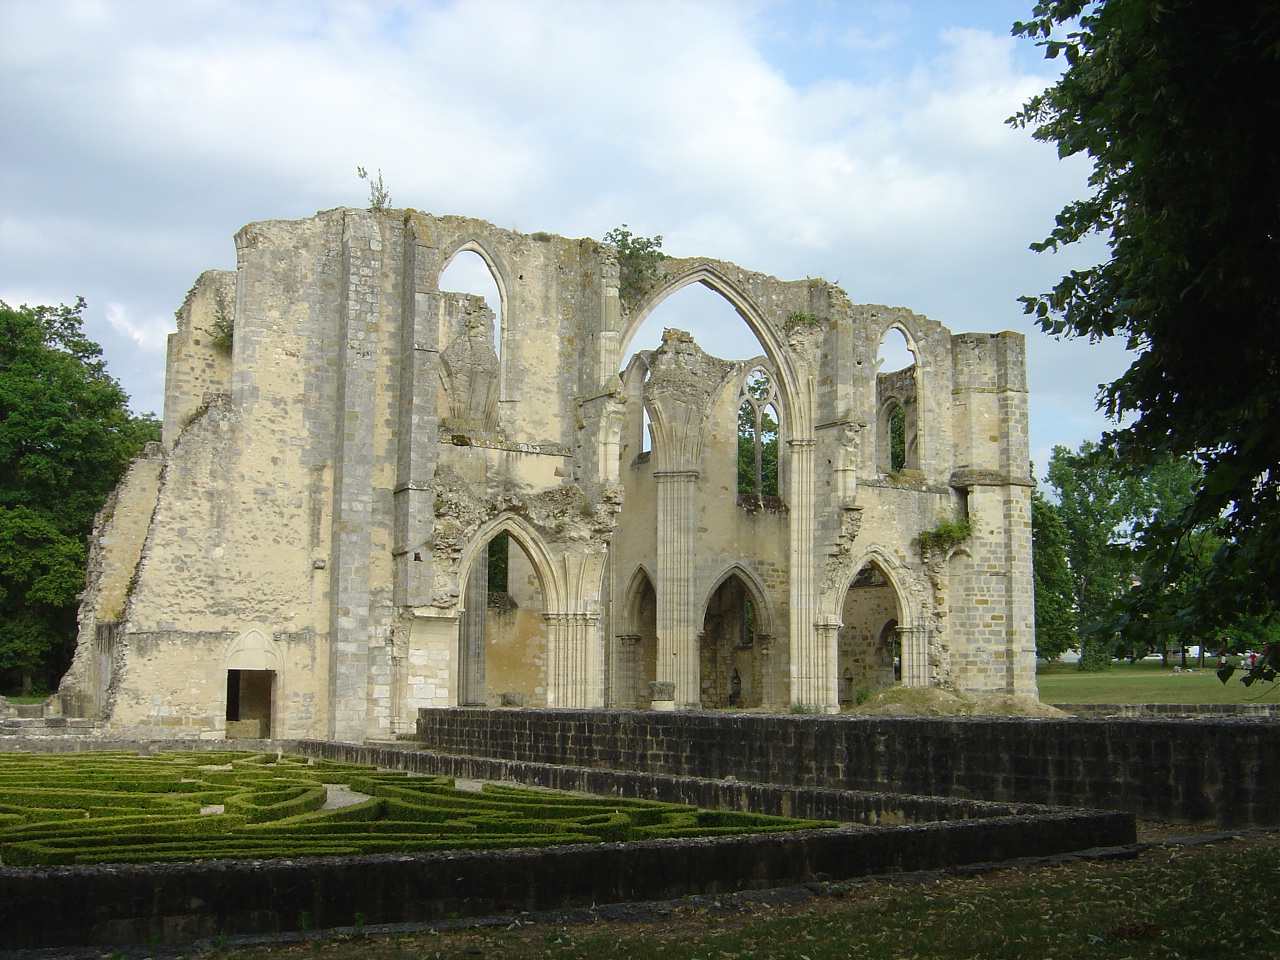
[61,210,1038,740]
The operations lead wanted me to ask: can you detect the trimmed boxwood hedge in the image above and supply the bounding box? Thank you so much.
[0,751,831,866]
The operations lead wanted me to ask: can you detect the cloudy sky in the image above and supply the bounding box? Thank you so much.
[0,0,1129,473]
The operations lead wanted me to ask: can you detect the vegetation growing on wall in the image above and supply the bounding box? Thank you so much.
[356,166,391,212]
[0,751,832,865]
[200,297,233,353]
[603,225,665,307]
[914,514,971,557]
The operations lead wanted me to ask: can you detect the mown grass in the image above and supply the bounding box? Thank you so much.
[1037,659,1280,705]
[210,834,1280,959]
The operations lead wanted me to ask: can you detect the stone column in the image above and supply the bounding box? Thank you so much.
[787,438,833,710]
[546,612,601,708]
[813,616,842,703]
[615,634,641,708]
[654,469,700,708]
[900,624,929,687]
[457,559,488,705]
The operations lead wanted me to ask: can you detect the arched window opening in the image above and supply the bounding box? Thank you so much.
[621,281,763,370]
[888,404,906,472]
[877,326,914,372]
[876,326,920,473]
[617,571,658,709]
[440,250,503,359]
[737,369,781,503]
[640,405,651,455]
[458,530,547,708]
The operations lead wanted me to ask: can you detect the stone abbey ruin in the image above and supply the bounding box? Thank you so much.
[57,208,1035,740]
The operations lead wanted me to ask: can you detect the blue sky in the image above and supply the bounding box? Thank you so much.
[0,0,1128,472]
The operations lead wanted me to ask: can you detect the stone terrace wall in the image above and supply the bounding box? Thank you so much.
[0,811,1127,951]
[0,737,1130,950]
[414,709,1280,827]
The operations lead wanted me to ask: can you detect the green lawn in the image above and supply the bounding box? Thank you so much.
[213,834,1280,960]
[1036,659,1280,704]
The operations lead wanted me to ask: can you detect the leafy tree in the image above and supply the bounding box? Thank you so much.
[736,372,779,499]
[603,225,665,307]
[1031,489,1076,661]
[1010,2,1279,672]
[0,300,158,694]
[1045,442,1141,667]
[1044,442,1203,668]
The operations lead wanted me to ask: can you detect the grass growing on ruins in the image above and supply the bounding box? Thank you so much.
[1037,659,1280,704]
[0,752,830,866]
[208,833,1280,959]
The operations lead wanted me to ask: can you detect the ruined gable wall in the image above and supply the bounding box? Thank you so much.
[163,270,234,448]
[103,212,353,737]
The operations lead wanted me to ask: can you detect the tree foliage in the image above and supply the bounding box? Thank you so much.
[1010,2,1280,666]
[736,371,779,499]
[1031,489,1076,661]
[0,300,158,693]
[603,225,665,307]
[1045,442,1202,668]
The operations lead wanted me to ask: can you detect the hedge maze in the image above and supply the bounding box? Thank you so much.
[0,751,830,866]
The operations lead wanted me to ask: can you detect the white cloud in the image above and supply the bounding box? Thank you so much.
[0,0,1121,456]
[105,302,171,353]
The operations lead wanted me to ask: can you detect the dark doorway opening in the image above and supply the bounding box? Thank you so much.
[226,669,273,738]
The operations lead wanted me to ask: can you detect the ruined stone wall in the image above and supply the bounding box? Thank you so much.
[65,208,1036,738]
[162,270,234,448]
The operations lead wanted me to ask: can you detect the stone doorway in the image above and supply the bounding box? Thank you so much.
[459,531,549,707]
[837,562,900,703]
[699,575,764,709]
[225,669,273,738]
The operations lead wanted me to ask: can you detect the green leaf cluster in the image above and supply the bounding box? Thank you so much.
[603,224,665,307]
[1010,1,1280,665]
[0,300,158,693]
[1031,489,1076,661]
[736,372,779,499]
[914,514,971,556]
[1043,441,1235,668]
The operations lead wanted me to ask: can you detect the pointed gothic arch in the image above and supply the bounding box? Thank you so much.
[875,322,922,473]
[440,239,510,324]
[698,564,781,709]
[826,547,928,693]
[455,515,562,707]
[621,264,812,437]
[615,565,658,708]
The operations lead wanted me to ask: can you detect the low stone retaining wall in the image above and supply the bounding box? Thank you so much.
[413,710,1280,827]
[0,737,1132,951]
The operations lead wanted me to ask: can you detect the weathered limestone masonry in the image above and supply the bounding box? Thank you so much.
[58,208,1035,739]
